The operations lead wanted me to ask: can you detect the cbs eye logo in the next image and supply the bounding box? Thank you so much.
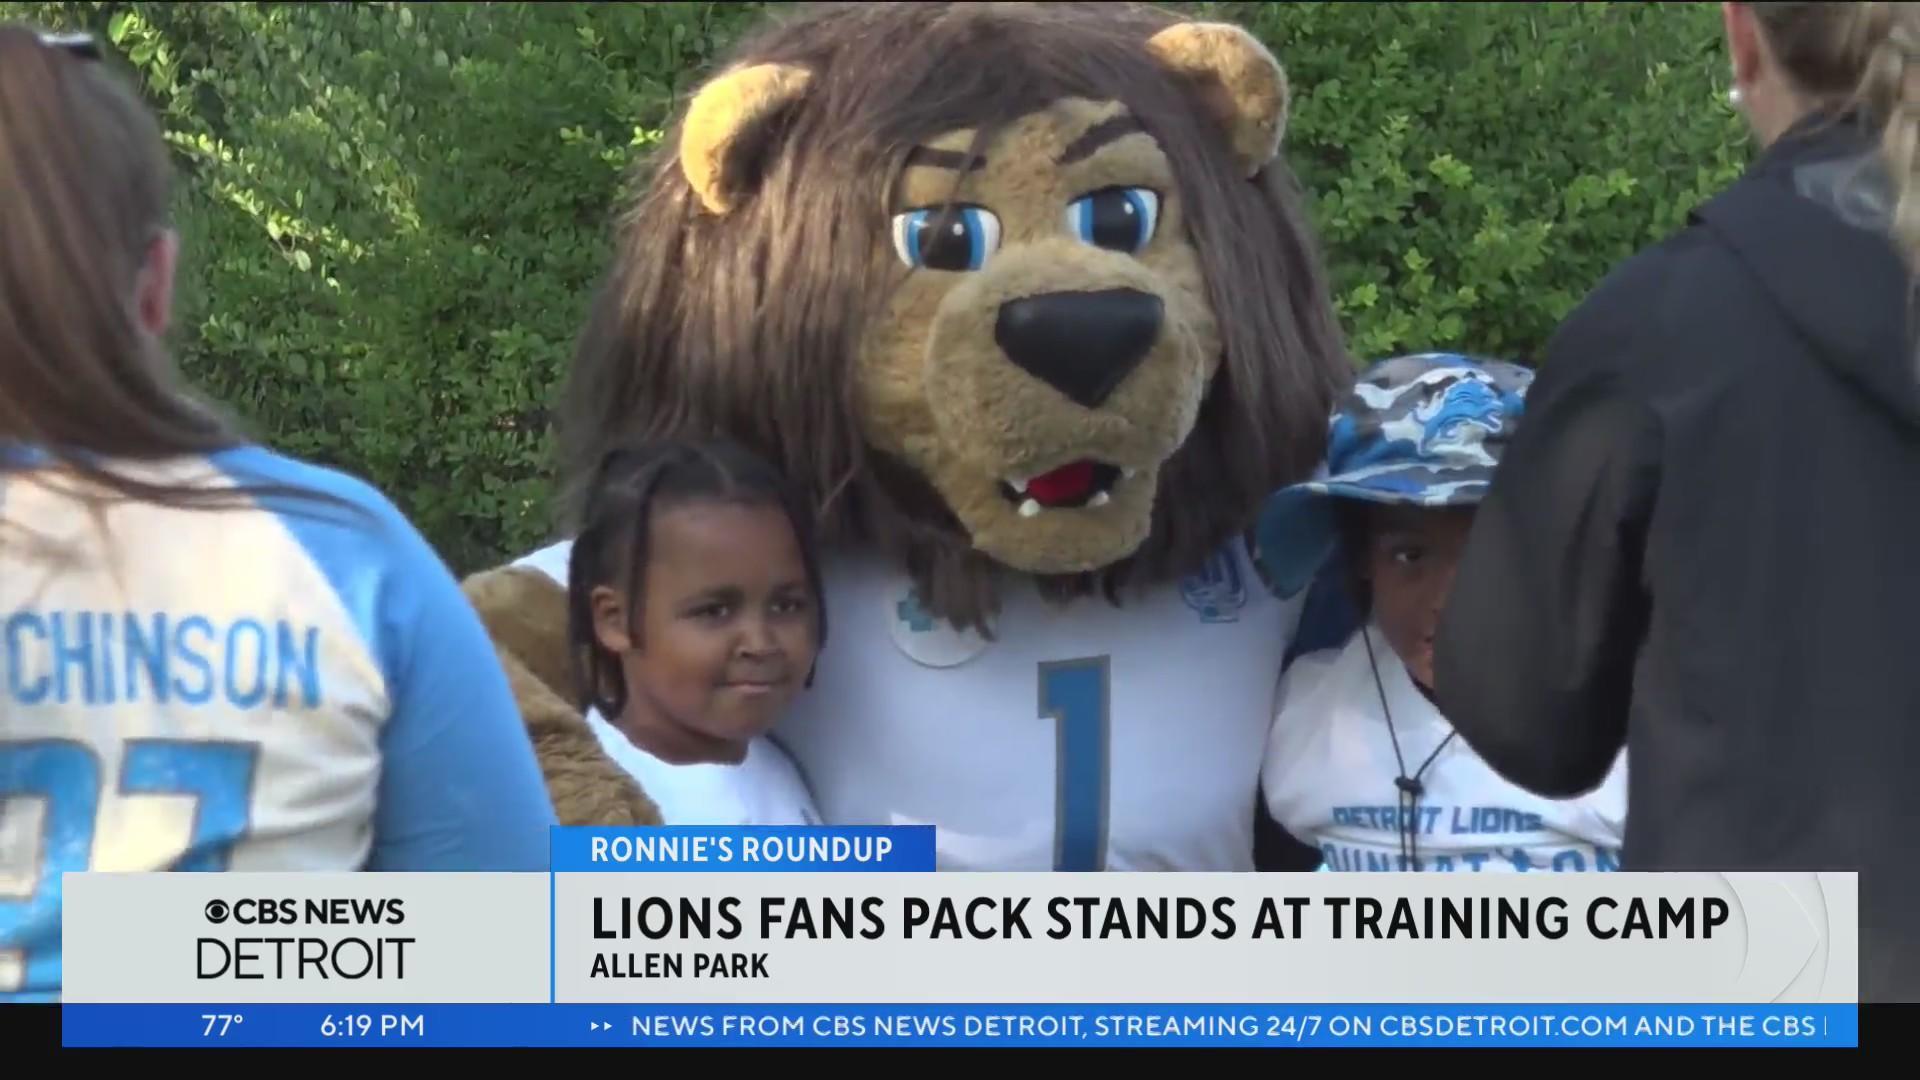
[203,899,297,924]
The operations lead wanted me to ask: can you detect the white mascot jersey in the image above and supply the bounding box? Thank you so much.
[780,541,1298,872]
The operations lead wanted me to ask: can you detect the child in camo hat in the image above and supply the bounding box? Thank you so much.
[1254,353,1627,873]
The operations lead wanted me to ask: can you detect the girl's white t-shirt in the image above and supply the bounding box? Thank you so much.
[585,710,820,826]
[1263,623,1628,873]
[514,542,821,827]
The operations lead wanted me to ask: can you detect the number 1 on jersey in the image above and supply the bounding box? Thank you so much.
[1039,656,1111,872]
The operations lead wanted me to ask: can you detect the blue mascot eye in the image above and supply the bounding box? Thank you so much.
[1065,187,1160,253]
[890,205,1002,271]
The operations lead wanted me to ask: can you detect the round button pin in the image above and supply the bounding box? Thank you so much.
[886,580,990,668]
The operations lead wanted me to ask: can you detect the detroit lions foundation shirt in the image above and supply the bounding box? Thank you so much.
[0,446,555,1001]
[1265,624,1627,873]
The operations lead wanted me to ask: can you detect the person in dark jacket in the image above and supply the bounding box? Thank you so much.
[1432,1,1920,1003]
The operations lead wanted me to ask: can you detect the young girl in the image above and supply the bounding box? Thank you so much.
[562,438,826,825]
[0,27,554,1001]
[1254,353,1627,873]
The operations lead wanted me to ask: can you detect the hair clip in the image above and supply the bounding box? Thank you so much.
[38,31,101,60]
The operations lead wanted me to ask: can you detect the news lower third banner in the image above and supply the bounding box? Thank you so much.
[58,826,1859,1048]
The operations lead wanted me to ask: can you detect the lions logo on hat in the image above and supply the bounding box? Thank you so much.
[1253,353,1534,599]
[1418,376,1507,455]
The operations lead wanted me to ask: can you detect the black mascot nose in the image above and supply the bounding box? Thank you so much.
[994,289,1164,409]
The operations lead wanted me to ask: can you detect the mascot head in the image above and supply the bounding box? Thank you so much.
[560,1,1351,632]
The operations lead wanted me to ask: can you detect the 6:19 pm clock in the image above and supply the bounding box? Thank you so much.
[320,1013,425,1038]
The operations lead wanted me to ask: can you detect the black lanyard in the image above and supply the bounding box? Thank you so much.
[1361,627,1457,871]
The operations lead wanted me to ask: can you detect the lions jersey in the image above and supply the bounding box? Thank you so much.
[778,541,1298,871]
[0,446,556,1001]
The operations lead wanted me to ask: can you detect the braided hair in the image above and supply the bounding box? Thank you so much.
[566,438,827,719]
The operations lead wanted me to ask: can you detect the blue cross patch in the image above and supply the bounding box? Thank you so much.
[886,579,991,667]
[896,590,937,633]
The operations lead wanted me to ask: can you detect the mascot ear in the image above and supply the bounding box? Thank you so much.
[679,61,813,215]
[1146,22,1290,178]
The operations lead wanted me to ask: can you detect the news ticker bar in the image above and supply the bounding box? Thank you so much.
[60,1004,1859,1048]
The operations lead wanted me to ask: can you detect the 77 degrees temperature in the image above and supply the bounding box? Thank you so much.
[202,1014,244,1037]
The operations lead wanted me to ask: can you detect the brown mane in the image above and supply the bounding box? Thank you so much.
[557,1,1352,633]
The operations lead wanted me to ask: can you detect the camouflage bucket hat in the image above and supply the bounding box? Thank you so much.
[1254,352,1534,599]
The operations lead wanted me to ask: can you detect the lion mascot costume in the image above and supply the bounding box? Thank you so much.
[463,1,1353,870]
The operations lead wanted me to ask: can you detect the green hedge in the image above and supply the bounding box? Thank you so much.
[3,1,1748,573]
[1207,1,1750,359]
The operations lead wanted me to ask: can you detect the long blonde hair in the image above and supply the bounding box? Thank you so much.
[1751,2,1920,264]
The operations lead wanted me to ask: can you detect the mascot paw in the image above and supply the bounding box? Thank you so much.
[464,566,662,827]
[464,566,578,700]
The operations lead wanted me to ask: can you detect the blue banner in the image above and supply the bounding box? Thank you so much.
[548,826,936,873]
[62,1004,1857,1048]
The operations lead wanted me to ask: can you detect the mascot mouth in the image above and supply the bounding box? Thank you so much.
[998,460,1131,516]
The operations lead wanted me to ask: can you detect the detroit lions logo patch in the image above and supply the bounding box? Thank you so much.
[1416,376,1504,456]
[1180,549,1246,624]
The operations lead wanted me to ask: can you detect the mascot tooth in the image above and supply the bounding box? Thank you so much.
[464,2,1354,869]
